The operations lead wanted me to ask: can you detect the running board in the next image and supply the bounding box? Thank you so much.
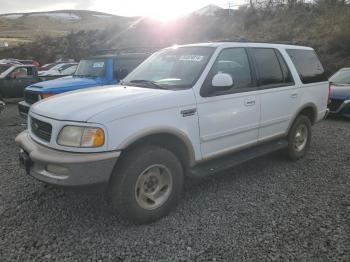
[189,139,288,178]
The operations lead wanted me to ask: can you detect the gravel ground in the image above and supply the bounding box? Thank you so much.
[0,104,349,261]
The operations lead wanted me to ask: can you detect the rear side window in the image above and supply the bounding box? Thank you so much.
[286,49,327,84]
[252,48,288,87]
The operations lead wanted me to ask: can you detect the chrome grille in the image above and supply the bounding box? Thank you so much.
[31,117,52,142]
[24,92,39,105]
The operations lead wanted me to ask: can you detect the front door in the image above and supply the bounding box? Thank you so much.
[10,67,37,98]
[196,48,261,159]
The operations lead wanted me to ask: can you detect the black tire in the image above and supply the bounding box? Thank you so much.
[287,115,312,160]
[110,145,184,224]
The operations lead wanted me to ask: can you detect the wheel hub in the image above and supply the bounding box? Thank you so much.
[294,124,308,152]
[135,164,173,210]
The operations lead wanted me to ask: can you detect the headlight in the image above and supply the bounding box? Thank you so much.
[57,126,105,148]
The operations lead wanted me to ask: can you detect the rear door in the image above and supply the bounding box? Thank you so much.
[197,47,261,159]
[250,48,298,141]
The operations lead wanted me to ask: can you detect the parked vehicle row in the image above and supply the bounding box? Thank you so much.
[15,42,329,223]
[18,53,150,117]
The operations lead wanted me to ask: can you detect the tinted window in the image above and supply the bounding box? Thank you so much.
[287,49,327,84]
[210,48,253,90]
[275,51,293,84]
[252,48,284,86]
[114,58,145,72]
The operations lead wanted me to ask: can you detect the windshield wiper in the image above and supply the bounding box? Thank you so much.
[128,80,168,90]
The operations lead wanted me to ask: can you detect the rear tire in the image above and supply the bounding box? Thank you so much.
[287,115,312,160]
[110,145,184,224]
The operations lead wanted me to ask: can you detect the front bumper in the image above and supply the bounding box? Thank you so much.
[18,100,31,119]
[329,99,350,116]
[15,131,120,186]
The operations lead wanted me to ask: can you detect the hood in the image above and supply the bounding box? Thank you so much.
[30,85,195,122]
[27,76,100,93]
[330,84,350,100]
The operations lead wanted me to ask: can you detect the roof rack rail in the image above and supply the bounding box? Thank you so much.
[97,47,160,55]
[213,39,306,46]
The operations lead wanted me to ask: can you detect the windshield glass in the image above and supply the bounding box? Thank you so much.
[330,69,350,84]
[61,65,77,75]
[0,65,9,74]
[0,66,15,77]
[74,59,106,78]
[123,46,215,89]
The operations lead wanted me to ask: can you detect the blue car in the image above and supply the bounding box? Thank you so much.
[329,67,350,118]
[18,53,150,117]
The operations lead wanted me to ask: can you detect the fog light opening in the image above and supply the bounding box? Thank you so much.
[46,164,69,175]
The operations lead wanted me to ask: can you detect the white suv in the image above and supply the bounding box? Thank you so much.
[16,42,329,223]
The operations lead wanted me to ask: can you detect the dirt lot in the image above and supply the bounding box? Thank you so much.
[0,103,349,261]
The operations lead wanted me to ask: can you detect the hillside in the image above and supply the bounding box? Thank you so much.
[0,2,349,74]
[0,10,137,46]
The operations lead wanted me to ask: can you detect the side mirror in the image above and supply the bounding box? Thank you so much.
[212,73,233,89]
[11,74,16,80]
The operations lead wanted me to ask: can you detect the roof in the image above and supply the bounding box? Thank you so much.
[171,42,313,50]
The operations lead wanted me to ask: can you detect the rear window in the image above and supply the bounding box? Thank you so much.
[286,49,327,84]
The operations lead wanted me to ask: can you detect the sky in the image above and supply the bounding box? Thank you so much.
[0,0,244,20]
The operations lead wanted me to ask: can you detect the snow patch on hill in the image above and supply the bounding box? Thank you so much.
[29,13,81,21]
[0,14,23,19]
[92,14,113,19]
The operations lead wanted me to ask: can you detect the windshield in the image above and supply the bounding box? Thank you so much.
[74,59,106,78]
[0,65,9,74]
[61,65,77,75]
[123,46,215,89]
[0,66,15,77]
[330,69,350,84]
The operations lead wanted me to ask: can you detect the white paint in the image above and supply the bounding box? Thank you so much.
[29,42,328,164]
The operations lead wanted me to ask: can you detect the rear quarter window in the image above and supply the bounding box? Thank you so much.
[286,49,327,84]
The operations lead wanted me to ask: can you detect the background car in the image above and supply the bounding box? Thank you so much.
[38,63,78,76]
[329,67,350,117]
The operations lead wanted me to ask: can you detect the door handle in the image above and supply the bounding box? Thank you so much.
[244,100,256,106]
[290,93,298,98]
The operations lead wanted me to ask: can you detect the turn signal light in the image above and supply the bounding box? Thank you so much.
[41,93,54,100]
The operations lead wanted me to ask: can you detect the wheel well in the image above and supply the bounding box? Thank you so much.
[120,133,193,172]
[298,106,316,124]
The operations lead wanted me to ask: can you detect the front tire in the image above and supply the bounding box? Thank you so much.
[287,115,312,160]
[110,145,184,224]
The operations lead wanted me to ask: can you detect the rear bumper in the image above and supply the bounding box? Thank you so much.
[15,131,120,187]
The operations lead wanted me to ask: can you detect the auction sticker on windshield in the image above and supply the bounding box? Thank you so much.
[93,62,105,68]
[179,55,204,62]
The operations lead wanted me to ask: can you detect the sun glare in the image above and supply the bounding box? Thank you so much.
[91,0,197,22]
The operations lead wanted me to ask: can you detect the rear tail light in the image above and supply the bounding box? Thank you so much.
[327,82,331,105]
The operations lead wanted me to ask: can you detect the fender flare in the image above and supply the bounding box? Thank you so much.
[118,127,197,167]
